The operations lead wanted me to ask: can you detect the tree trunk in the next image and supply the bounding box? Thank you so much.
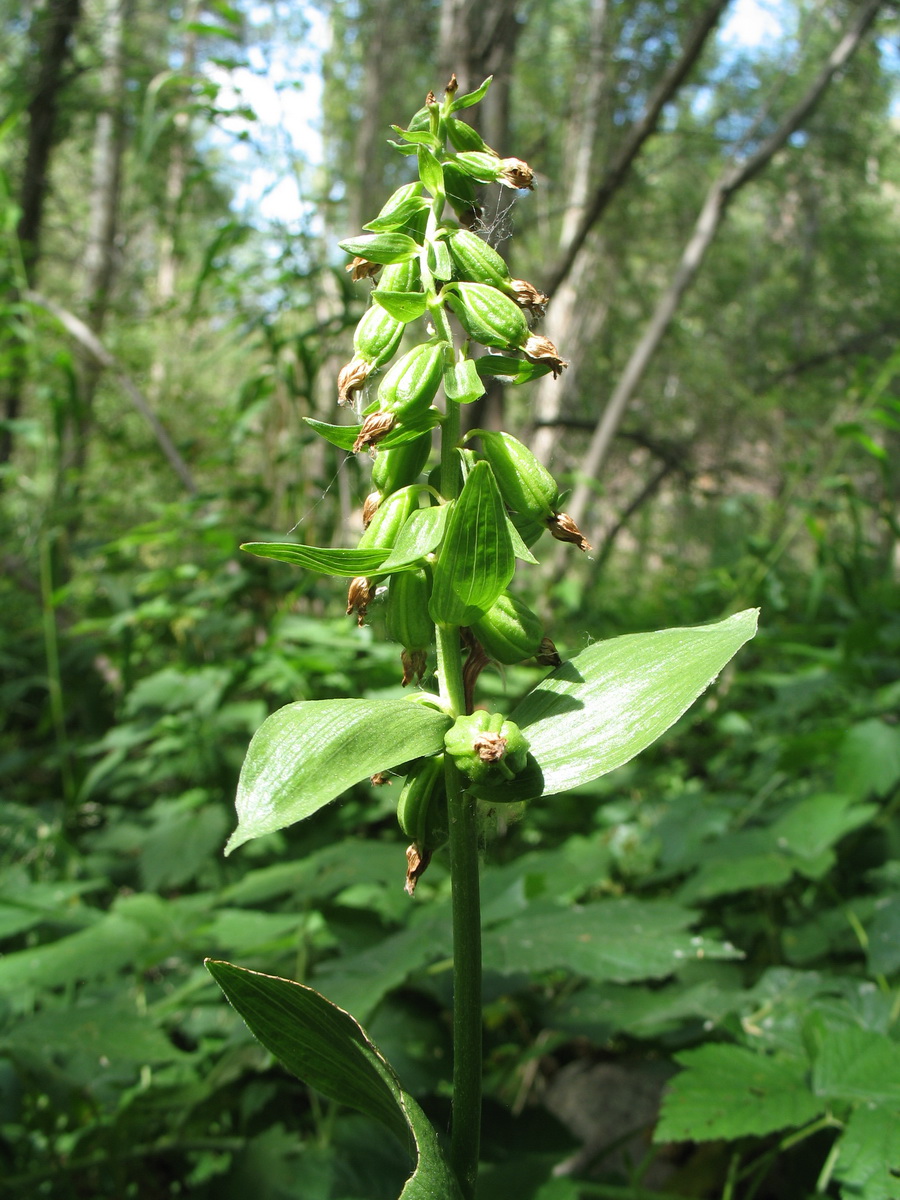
[564,0,885,531]
[0,0,82,467]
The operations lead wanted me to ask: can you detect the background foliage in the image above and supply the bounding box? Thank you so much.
[2,0,899,1195]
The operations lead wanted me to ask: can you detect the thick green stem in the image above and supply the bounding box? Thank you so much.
[446,750,482,1200]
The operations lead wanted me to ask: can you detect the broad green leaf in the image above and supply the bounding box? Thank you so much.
[510,610,758,795]
[833,1107,900,1200]
[226,699,452,853]
[206,961,464,1199]
[429,460,515,625]
[363,196,429,233]
[240,542,388,577]
[371,289,429,323]
[482,897,742,983]
[338,232,419,265]
[812,1025,900,1106]
[443,358,486,405]
[867,894,900,976]
[379,505,449,572]
[836,718,900,800]
[506,513,539,564]
[655,1044,823,1143]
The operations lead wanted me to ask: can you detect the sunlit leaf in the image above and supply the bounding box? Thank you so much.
[240,542,388,576]
[206,962,463,1199]
[226,699,452,853]
[511,610,759,795]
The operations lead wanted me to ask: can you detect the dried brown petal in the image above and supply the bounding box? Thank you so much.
[546,511,592,553]
[405,842,432,895]
[353,411,396,453]
[473,731,508,763]
[400,648,428,688]
[445,73,458,96]
[523,334,567,378]
[362,491,380,530]
[509,278,549,318]
[338,355,370,406]
[498,158,534,190]
[536,636,561,667]
[346,576,376,626]
[461,627,490,714]
[370,772,392,786]
[346,256,381,281]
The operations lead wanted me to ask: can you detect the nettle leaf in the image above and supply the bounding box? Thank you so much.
[226,699,452,854]
[206,962,463,1200]
[833,1106,900,1200]
[655,1044,823,1143]
[812,1025,900,1106]
[371,289,429,324]
[338,233,419,265]
[429,460,515,626]
[511,610,758,795]
[240,543,388,577]
[482,897,742,983]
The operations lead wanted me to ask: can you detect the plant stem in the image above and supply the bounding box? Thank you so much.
[446,751,482,1200]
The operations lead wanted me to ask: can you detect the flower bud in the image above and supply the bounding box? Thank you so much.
[446,117,492,154]
[498,158,534,190]
[444,711,529,785]
[378,259,421,293]
[353,303,404,369]
[473,429,560,521]
[470,591,545,665]
[446,282,529,350]
[447,229,510,289]
[371,431,433,494]
[376,341,446,420]
[385,567,433,686]
[357,484,420,551]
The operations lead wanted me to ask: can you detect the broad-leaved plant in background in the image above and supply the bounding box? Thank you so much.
[207,76,757,1200]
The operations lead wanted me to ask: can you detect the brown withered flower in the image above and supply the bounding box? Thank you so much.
[353,410,396,453]
[461,628,490,713]
[547,511,592,553]
[536,637,562,667]
[445,73,458,96]
[523,334,568,379]
[362,491,380,530]
[400,648,428,688]
[346,576,376,626]
[473,732,508,763]
[509,279,549,318]
[498,158,534,190]
[405,842,432,896]
[346,256,381,282]
[338,355,370,406]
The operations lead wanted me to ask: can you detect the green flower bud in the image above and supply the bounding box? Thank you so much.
[452,153,534,190]
[470,591,545,665]
[446,282,529,350]
[444,710,529,785]
[473,429,560,520]
[396,754,448,894]
[379,259,421,293]
[385,567,434,686]
[442,161,482,227]
[371,430,433,494]
[353,302,404,369]
[357,484,420,551]
[376,341,447,420]
[446,118,490,154]
[447,230,511,289]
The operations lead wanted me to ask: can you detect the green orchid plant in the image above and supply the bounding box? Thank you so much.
[207,75,758,1200]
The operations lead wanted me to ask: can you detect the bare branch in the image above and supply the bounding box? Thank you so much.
[565,0,885,529]
[26,290,197,494]
[544,0,731,296]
